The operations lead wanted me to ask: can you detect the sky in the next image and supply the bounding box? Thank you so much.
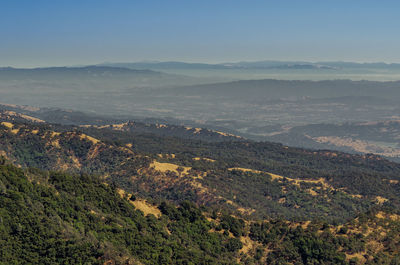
[1,0,400,67]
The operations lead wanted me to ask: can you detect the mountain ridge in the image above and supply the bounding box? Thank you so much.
[2,105,400,263]
[98,60,400,70]
[1,110,400,223]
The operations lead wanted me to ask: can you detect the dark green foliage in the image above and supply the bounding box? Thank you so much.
[78,123,400,220]
[0,163,239,264]
[0,152,399,264]
[220,214,245,237]
[2,121,400,223]
[225,238,243,252]
[250,221,347,264]
[2,119,400,264]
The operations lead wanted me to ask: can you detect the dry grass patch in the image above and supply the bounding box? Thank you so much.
[189,181,209,194]
[237,207,256,215]
[51,139,61,148]
[79,134,100,144]
[4,110,44,123]
[375,212,386,219]
[389,214,400,221]
[111,122,129,130]
[307,188,318,196]
[229,167,334,190]
[301,221,311,229]
[240,236,258,254]
[1,122,13,129]
[213,130,242,138]
[193,157,216,162]
[185,127,202,134]
[18,113,45,123]
[375,196,388,204]
[116,188,161,217]
[1,122,19,134]
[223,198,255,215]
[278,197,286,204]
[49,131,61,138]
[349,194,363,199]
[228,167,262,174]
[150,161,191,175]
[156,123,168,128]
[157,153,176,159]
[131,200,161,218]
[345,252,367,264]
[375,211,400,221]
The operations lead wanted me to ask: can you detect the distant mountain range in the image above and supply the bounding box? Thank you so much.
[0,65,161,80]
[3,61,400,77]
[98,60,400,70]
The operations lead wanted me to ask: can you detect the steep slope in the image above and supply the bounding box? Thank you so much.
[0,160,241,264]
[1,160,399,264]
[1,119,400,223]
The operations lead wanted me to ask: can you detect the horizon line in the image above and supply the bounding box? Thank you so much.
[3,59,400,69]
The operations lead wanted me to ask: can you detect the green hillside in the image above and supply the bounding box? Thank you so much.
[0,160,241,264]
[1,113,400,264]
[1,159,400,264]
[1,120,400,223]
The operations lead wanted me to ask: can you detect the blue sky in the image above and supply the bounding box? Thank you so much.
[1,0,400,67]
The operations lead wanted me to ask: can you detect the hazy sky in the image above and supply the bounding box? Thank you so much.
[1,0,400,67]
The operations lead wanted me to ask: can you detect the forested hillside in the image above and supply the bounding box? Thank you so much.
[1,159,400,264]
[0,159,241,264]
[1,111,400,264]
[1,116,400,223]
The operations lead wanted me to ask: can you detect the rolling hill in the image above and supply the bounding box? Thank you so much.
[3,159,400,264]
[1,105,400,263]
[1,109,400,264]
[1,108,400,223]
